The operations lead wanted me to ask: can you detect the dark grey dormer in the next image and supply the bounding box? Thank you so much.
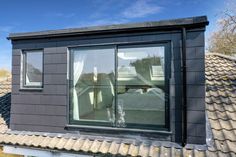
[9,16,208,145]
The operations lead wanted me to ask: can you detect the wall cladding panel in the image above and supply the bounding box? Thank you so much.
[44,53,67,64]
[44,74,67,85]
[44,64,67,74]
[11,124,66,133]
[43,85,67,95]
[11,114,66,127]
[12,55,21,66]
[186,31,205,47]
[11,104,66,116]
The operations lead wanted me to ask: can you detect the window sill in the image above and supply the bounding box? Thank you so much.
[19,88,43,92]
[65,124,172,135]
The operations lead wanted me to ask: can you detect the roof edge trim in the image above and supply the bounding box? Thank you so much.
[8,16,208,40]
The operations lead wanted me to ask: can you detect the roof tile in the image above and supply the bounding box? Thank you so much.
[118,143,130,156]
[206,54,236,155]
[40,136,52,148]
[55,137,68,150]
[138,144,149,157]
[108,141,120,155]
[48,137,60,149]
[81,139,93,152]
[32,135,45,147]
[148,145,159,157]
[99,141,111,154]
[90,140,102,153]
[72,138,85,151]
[128,144,139,156]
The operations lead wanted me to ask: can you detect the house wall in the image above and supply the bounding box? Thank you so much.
[0,146,23,157]
[10,28,206,144]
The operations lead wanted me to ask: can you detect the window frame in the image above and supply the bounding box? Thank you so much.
[21,49,44,89]
[68,41,171,131]
[68,45,116,127]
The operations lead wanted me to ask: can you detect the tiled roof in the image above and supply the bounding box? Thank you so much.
[0,127,209,157]
[0,78,11,126]
[205,53,236,156]
[0,54,235,156]
[0,117,8,134]
[0,78,11,97]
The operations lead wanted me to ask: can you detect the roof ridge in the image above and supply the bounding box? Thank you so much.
[206,53,236,62]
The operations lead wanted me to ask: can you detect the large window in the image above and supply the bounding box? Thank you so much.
[22,50,43,88]
[70,44,169,130]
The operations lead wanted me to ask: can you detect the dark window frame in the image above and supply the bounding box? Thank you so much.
[21,49,44,89]
[68,41,171,131]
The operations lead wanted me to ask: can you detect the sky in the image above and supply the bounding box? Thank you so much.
[0,0,228,70]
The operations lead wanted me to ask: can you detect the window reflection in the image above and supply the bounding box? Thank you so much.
[25,51,43,86]
[117,45,165,126]
[72,47,115,122]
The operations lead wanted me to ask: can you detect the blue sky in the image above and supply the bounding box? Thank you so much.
[0,0,227,70]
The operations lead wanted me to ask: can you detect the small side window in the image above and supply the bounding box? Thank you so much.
[22,50,43,88]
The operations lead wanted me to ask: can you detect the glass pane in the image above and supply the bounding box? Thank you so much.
[25,51,43,86]
[117,45,165,127]
[72,47,115,122]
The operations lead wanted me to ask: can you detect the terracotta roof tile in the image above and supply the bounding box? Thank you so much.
[72,138,84,151]
[0,78,11,97]
[205,53,236,155]
[128,143,139,156]
[80,139,92,152]
[55,137,68,150]
[0,77,11,127]
[0,115,8,134]
[137,144,148,157]
[48,137,60,149]
[32,136,41,146]
[91,140,102,153]
[99,141,111,154]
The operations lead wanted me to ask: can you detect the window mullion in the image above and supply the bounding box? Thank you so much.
[114,46,118,127]
[23,52,26,86]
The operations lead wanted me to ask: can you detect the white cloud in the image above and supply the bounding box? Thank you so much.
[83,19,129,26]
[66,18,129,28]
[122,0,162,18]
[45,12,76,18]
[67,0,162,29]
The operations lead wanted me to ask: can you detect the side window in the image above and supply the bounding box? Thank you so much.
[22,50,43,88]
